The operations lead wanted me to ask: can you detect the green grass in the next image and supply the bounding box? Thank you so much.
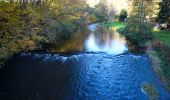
[152,30,170,46]
[101,22,126,31]
[102,22,170,46]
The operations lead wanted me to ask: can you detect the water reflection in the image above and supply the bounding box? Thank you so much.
[85,24,128,55]
[57,24,128,55]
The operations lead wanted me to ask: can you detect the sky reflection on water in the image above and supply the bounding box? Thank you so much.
[85,24,128,55]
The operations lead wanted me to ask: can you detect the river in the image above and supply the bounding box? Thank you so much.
[0,24,170,99]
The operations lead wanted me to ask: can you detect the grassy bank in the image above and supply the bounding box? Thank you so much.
[151,30,170,90]
[153,30,170,46]
[101,22,125,27]
[101,22,126,31]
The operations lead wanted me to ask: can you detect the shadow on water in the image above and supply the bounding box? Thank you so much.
[0,24,170,99]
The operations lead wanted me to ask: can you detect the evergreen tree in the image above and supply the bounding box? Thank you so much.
[157,0,170,24]
[119,9,128,22]
[157,0,170,30]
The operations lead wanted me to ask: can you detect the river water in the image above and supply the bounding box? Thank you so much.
[0,24,170,99]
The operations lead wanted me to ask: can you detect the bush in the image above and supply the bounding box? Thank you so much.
[123,18,154,53]
[125,32,147,53]
[119,9,127,22]
[153,41,170,81]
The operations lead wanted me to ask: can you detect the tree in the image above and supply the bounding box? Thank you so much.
[0,0,87,66]
[126,0,155,35]
[94,0,109,22]
[156,0,170,30]
[124,0,156,51]
[119,9,128,22]
[107,5,116,22]
[0,1,40,65]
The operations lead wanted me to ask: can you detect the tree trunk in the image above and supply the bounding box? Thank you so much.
[167,17,170,31]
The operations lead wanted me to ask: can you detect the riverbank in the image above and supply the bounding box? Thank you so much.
[102,22,146,54]
[146,42,170,91]
[150,30,170,91]
[104,21,170,91]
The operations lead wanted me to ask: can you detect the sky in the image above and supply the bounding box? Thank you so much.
[86,0,129,13]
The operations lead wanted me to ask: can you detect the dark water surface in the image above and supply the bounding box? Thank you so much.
[0,24,170,99]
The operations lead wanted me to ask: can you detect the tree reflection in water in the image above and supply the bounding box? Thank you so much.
[57,24,128,55]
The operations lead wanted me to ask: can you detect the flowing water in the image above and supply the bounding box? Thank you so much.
[0,24,170,100]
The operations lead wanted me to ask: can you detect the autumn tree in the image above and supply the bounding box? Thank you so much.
[0,0,87,66]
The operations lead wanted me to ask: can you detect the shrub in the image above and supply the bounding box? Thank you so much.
[119,9,128,22]
[153,41,170,80]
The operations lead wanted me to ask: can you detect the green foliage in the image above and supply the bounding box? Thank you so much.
[125,22,153,53]
[94,0,109,22]
[153,30,170,46]
[101,22,126,33]
[126,32,145,46]
[102,22,125,27]
[156,0,170,24]
[153,42,170,84]
[123,0,155,53]
[126,0,154,35]
[152,30,170,86]
[119,9,128,22]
